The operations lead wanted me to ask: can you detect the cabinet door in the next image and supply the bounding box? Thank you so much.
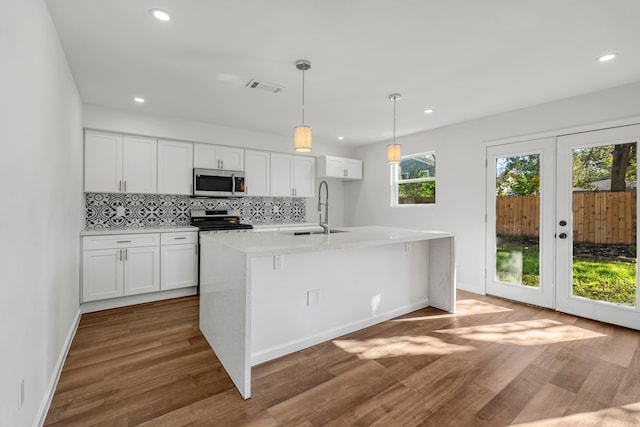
[84,131,123,193]
[293,156,316,197]
[193,143,219,169]
[158,139,193,195]
[345,158,363,180]
[123,246,160,296]
[270,153,294,197]
[123,136,157,194]
[217,146,245,171]
[324,156,346,178]
[161,244,198,290]
[82,248,123,302]
[245,150,271,196]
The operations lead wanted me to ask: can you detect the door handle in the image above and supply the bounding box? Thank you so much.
[119,249,123,261]
[558,233,568,239]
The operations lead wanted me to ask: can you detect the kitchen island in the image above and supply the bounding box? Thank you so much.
[199,226,455,399]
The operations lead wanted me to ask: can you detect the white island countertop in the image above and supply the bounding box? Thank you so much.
[199,225,456,399]
[200,225,453,256]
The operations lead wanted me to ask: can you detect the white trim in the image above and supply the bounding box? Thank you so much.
[250,299,430,366]
[81,287,197,313]
[34,308,81,427]
[483,116,640,148]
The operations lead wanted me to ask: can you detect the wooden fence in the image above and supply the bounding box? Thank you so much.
[496,192,637,244]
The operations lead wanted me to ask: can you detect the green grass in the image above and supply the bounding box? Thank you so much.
[496,242,637,306]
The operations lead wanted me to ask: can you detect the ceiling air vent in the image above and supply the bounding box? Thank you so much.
[245,79,284,94]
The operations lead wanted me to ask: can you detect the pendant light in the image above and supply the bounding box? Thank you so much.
[294,60,312,152]
[387,93,402,164]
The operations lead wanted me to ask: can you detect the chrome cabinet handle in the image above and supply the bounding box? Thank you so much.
[116,240,131,243]
[119,180,122,191]
[124,248,128,261]
[174,237,187,240]
[119,249,122,261]
[124,180,127,192]
[195,245,198,255]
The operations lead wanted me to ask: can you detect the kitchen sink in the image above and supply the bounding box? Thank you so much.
[292,229,348,235]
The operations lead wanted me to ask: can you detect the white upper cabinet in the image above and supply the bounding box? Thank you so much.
[316,155,363,180]
[293,156,316,197]
[270,153,315,197]
[270,153,294,197]
[245,150,271,196]
[84,131,123,193]
[122,135,157,193]
[84,130,157,193]
[193,143,245,171]
[158,139,193,195]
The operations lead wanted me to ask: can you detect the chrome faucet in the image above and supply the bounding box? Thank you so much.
[318,180,330,234]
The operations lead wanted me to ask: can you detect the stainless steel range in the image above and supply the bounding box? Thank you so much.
[190,209,253,232]
[190,209,252,295]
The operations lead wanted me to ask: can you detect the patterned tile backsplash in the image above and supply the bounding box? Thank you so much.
[85,193,307,230]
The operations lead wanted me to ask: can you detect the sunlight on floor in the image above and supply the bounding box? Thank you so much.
[435,319,605,346]
[392,299,512,322]
[332,335,476,359]
[513,402,640,426]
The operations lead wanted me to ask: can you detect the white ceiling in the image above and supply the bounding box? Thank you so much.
[46,0,640,147]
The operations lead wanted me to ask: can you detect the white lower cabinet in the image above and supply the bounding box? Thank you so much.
[82,234,160,302]
[123,246,160,296]
[161,232,198,290]
[82,248,124,302]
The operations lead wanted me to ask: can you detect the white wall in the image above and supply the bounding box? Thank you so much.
[83,105,357,158]
[345,81,640,294]
[0,1,83,426]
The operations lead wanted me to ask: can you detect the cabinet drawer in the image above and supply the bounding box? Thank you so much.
[83,233,160,250]
[161,231,198,245]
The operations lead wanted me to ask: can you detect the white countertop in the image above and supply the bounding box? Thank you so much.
[81,226,198,236]
[200,226,453,256]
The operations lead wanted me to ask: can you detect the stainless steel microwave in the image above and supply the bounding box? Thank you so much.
[193,168,246,197]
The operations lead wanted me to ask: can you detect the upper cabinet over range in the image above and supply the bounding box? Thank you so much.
[193,143,245,171]
[85,130,157,194]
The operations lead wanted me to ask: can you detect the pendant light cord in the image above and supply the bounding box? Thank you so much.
[301,68,305,125]
[393,96,396,144]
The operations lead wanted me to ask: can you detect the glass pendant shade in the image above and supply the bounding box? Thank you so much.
[387,143,401,164]
[294,125,312,152]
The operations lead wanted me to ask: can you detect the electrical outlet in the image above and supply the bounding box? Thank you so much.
[274,255,284,270]
[116,206,125,217]
[307,289,320,306]
[18,378,24,409]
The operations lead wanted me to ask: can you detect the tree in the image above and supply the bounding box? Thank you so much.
[573,143,636,191]
[496,155,540,196]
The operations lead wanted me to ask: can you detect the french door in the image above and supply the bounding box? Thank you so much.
[486,138,556,308]
[486,125,640,330]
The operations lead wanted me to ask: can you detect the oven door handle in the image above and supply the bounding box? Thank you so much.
[231,173,236,195]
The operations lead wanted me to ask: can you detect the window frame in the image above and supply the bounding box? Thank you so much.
[391,150,436,207]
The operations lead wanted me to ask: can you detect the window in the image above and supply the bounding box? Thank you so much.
[392,151,436,205]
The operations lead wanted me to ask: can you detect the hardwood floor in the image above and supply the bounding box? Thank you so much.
[45,291,640,426]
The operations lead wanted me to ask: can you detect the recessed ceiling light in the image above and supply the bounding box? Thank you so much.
[598,53,617,62]
[338,136,344,140]
[133,97,145,103]
[424,109,434,114]
[150,9,170,21]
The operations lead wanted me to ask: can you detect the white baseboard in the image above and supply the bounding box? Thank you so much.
[251,299,429,366]
[81,287,197,313]
[34,308,81,427]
